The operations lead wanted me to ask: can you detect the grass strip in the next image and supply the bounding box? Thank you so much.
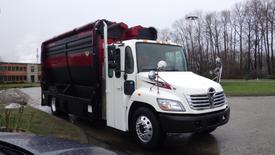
[221,79,275,96]
[0,106,87,143]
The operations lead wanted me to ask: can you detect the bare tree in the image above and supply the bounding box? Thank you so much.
[164,0,275,79]
[158,28,173,41]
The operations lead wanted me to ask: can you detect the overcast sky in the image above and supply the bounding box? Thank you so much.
[0,0,244,63]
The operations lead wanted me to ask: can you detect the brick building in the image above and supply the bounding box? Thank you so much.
[0,62,41,83]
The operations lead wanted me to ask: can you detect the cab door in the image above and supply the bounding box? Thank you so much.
[106,46,125,130]
[106,45,136,131]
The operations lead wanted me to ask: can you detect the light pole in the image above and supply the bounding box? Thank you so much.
[185,15,199,72]
[36,48,39,63]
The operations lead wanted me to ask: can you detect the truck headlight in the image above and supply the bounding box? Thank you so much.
[157,98,185,112]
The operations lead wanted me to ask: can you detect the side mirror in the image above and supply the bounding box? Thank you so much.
[209,70,213,76]
[108,45,117,69]
[157,60,167,70]
[148,71,156,81]
[211,56,223,83]
[108,61,116,69]
[214,67,220,74]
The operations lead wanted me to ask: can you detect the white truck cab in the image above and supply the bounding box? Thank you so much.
[104,39,230,148]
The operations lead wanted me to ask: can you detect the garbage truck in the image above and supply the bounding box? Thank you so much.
[41,19,230,148]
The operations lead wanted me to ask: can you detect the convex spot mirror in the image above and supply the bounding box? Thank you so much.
[148,71,156,81]
[157,60,167,70]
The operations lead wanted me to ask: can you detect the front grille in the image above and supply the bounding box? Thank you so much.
[187,92,226,110]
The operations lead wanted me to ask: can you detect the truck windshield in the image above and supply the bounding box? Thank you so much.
[136,43,187,72]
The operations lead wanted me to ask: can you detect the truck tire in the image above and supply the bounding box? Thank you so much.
[50,97,61,115]
[131,107,164,149]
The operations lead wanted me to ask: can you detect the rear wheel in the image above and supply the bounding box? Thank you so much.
[131,107,164,149]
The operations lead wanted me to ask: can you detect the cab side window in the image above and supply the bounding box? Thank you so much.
[115,49,121,78]
[125,46,134,74]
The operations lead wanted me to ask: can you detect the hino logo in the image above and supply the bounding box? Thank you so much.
[208,87,216,108]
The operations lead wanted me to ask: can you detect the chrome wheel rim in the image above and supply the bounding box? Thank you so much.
[51,98,56,112]
[136,115,153,143]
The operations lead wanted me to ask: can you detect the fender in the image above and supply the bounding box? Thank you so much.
[125,87,184,131]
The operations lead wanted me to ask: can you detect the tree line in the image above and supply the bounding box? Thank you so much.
[159,0,275,79]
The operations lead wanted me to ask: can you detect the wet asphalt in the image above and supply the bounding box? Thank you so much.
[21,87,275,155]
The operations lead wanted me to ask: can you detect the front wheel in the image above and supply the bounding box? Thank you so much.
[131,107,164,149]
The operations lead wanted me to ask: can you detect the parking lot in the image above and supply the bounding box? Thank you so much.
[22,87,275,155]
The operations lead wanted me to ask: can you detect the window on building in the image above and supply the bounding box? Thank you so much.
[16,66,19,71]
[0,66,2,71]
[23,76,27,81]
[12,66,15,71]
[31,66,35,72]
[8,66,11,71]
[4,66,7,71]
